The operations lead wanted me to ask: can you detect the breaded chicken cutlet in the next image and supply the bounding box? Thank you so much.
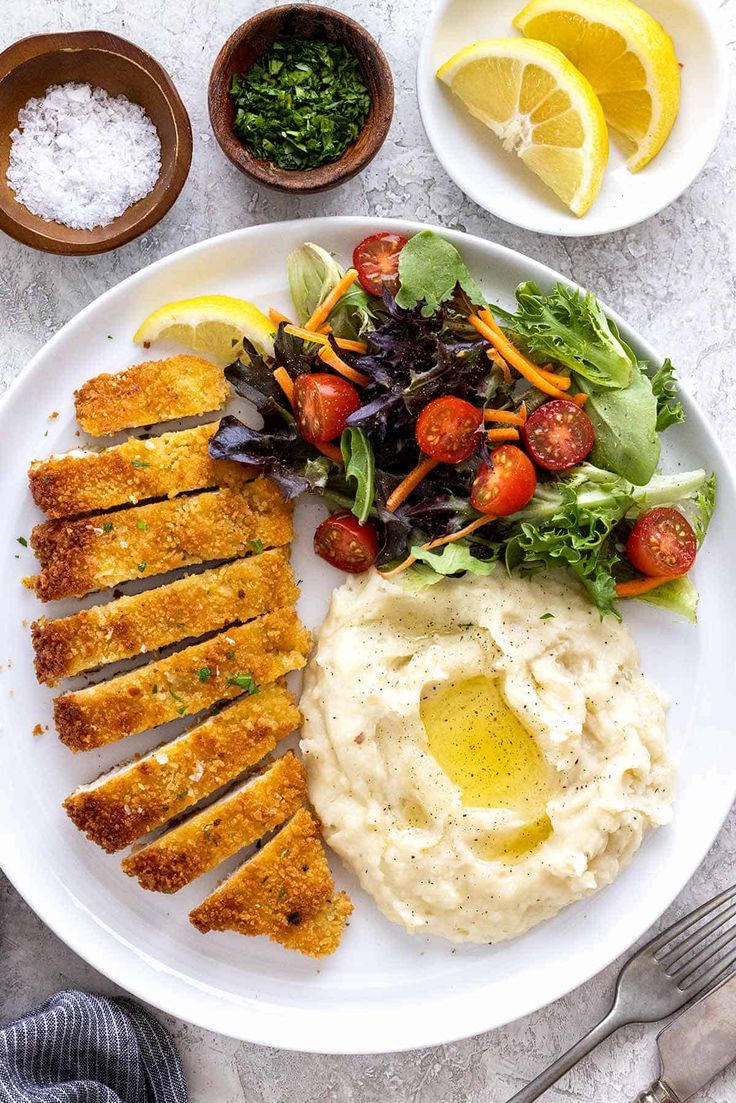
[29,422,251,519]
[74,355,228,436]
[189,808,352,958]
[63,683,301,852]
[32,549,298,686]
[54,607,311,751]
[26,479,292,601]
[122,752,307,893]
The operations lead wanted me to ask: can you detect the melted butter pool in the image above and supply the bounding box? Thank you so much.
[420,675,553,861]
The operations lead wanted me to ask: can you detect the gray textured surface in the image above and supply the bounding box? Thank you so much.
[1,1,735,1100]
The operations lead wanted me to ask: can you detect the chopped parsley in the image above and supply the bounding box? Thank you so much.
[102,521,114,534]
[136,519,149,531]
[249,538,265,555]
[16,536,27,547]
[151,684,159,694]
[226,649,236,661]
[137,561,147,572]
[226,672,258,694]
[229,38,371,171]
[195,666,211,683]
[131,459,150,468]
[170,689,187,716]
[175,789,189,801]
[540,612,555,621]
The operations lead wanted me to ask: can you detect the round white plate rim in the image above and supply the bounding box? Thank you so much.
[416,0,730,237]
[0,215,734,1054]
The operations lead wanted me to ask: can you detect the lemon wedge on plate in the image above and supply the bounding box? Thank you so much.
[133,295,276,362]
[437,38,608,216]
[513,0,680,171]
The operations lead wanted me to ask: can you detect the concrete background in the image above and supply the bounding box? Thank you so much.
[1,0,735,1099]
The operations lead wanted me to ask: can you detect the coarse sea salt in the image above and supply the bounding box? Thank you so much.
[7,82,162,230]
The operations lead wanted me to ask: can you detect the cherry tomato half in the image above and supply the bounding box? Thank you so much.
[314,512,379,573]
[626,507,697,578]
[470,445,537,516]
[522,398,595,471]
[293,372,360,445]
[415,396,482,464]
[353,232,409,297]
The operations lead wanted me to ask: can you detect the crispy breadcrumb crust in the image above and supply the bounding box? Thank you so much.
[272,893,353,958]
[54,607,311,751]
[121,752,307,893]
[28,423,253,519]
[26,479,292,601]
[63,683,300,852]
[74,355,229,436]
[189,808,334,938]
[32,549,298,686]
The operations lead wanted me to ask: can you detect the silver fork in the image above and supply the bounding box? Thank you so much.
[506,883,736,1103]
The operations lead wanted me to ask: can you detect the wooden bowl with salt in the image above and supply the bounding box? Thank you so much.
[0,31,192,255]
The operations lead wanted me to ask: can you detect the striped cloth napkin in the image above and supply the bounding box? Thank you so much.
[0,990,187,1102]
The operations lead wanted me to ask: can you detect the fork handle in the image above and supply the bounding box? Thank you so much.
[633,1083,681,1103]
[505,1009,626,1103]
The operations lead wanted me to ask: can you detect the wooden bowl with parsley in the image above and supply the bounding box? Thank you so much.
[208,5,393,193]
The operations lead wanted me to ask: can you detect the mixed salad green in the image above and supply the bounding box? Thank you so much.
[210,229,715,620]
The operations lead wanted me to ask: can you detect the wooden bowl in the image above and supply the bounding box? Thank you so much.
[209,5,394,194]
[0,31,193,255]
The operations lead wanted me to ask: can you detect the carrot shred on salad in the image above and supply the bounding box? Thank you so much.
[487,427,520,443]
[269,307,292,326]
[487,348,513,384]
[304,269,359,332]
[318,345,370,387]
[273,366,295,407]
[385,456,440,513]
[284,324,368,354]
[424,514,495,550]
[615,576,682,598]
[484,403,527,426]
[470,313,570,400]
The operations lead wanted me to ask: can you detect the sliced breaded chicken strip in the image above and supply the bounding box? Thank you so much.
[272,893,353,958]
[189,808,343,958]
[54,607,311,752]
[63,683,300,852]
[122,752,307,893]
[26,479,292,601]
[28,423,252,520]
[32,549,297,686]
[74,355,228,436]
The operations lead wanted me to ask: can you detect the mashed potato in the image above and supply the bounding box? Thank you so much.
[300,570,674,943]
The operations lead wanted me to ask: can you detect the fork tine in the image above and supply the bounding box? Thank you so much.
[674,921,736,986]
[648,883,736,957]
[662,899,736,970]
[682,945,736,994]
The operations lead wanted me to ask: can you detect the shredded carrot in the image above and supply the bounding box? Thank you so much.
[379,554,418,578]
[318,345,370,387]
[304,269,359,332]
[484,402,527,426]
[316,441,344,464]
[470,314,569,400]
[616,575,682,598]
[487,349,512,385]
[536,366,571,391]
[269,307,292,326]
[284,323,368,355]
[424,513,496,550]
[487,427,520,443]
[273,367,294,407]
[478,308,504,336]
[571,393,589,407]
[385,455,440,513]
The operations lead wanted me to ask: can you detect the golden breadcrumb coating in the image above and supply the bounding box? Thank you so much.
[54,607,311,751]
[74,355,229,436]
[32,549,297,686]
[273,893,353,958]
[63,683,300,852]
[28,423,252,519]
[189,808,334,938]
[121,752,307,893]
[26,479,292,601]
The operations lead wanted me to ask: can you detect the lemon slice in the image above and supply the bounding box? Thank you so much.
[133,295,276,362]
[437,38,608,216]
[513,0,680,172]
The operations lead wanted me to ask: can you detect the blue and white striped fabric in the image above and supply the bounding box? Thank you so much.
[0,990,187,1103]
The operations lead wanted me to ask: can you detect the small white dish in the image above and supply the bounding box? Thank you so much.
[417,0,729,237]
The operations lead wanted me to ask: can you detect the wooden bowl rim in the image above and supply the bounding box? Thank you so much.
[208,4,394,194]
[0,30,193,255]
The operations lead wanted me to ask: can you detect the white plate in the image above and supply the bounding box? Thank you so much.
[417,0,729,236]
[1,217,735,1055]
